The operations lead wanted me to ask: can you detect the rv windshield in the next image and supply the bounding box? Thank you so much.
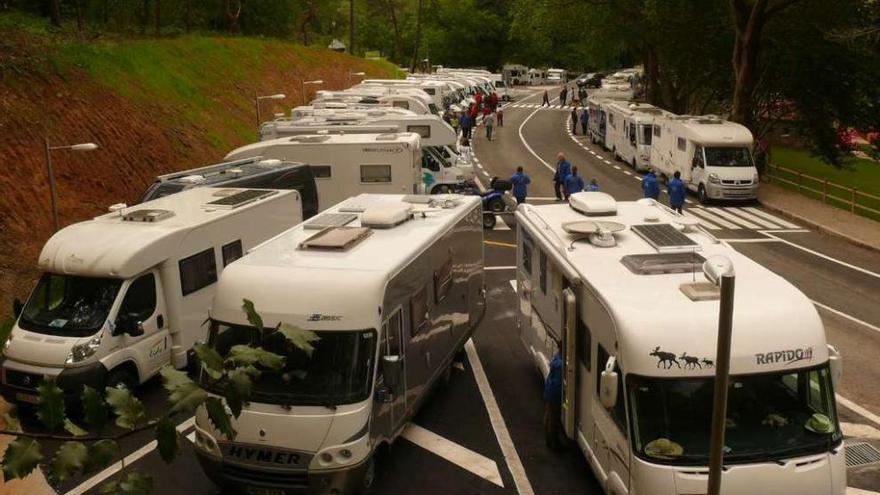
[704,147,754,168]
[628,364,840,466]
[639,124,653,145]
[205,322,376,406]
[19,273,122,337]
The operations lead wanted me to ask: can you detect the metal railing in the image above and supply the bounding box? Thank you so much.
[763,163,880,220]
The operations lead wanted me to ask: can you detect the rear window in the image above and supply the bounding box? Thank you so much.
[179,248,217,296]
[360,164,392,183]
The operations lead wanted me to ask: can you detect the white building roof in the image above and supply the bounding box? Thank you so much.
[225,132,421,161]
[517,197,827,377]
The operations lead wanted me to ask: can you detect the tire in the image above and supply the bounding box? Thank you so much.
[106,367,137,391]
[482,212,497,230]
[698,184,709,204]
[431,184,451,194]
[487,197,505,213]
[354,455,377,495]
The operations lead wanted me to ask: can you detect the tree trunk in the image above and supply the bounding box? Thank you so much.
[74,0,83,34]
[349,0,354,55]
[644,46,662,106]
[154,0,161,36]
[299,2,316,45]
[183,0,191,33]
[226,0,241,35]
[141,0,149,34]
[387,0,403,62]
[410,0,424,72]
[48,0,61,27]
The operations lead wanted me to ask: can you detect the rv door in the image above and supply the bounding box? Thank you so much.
[112,270,170,379]
[380,308,407,435]
[562,288,577,439]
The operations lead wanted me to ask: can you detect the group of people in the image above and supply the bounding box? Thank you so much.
[541,85,579,107]
[552,153,599,200]
[641,169,687,212]
[445,91,504,143]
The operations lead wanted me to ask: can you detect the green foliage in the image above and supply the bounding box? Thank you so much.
[242,298,264,330]
[105,385,146,429]
[36,378,66,431]
[276,323,321,357]
[99,470,153,495]
[193,342,224,379]
[227,345,285,370]
[205,397,236,440]
[63,418,89,437]
[49,441,88,484]
[2,413,22,433]
[1,437,43,480]
[86,440,120,473]
[81,385,109,432]
[161,367,208,414]
[155,417,179,463]
[223,368,255,418]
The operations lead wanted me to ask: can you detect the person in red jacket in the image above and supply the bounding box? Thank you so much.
[482,104,492,124]
[475,91,483,109]
[496,107,504,127]
[469,103,479,123]
[488,92,499,111]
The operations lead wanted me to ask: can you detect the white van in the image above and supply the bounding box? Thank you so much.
[605,103,671,172]
[516,193,844,495]
[192,194,485,494]
[651,115,759,203]
[225,133,424,211]
[492,75,511,101]
[0,188,302,401]
[587,96,612,149]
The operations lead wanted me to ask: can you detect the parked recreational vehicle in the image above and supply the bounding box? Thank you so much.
[0,188,302,402]
[503,64,529,85]
[491,74,511,101]
[312,90,434,115]
[193,193,485,494]
[605,103,671,172]
[225,133,424,210]
[547,68,567,84]
[651,115,759,203]
[139,157,319,219]
[515,193,844,495]
[528,68,547,86]
[357,80,449,110]
[587,97,611,149]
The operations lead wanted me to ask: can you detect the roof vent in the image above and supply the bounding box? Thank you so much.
[304,212,358,230]
[289,135,332,143]
[569,192,617,216]
[562,220,626,248]
[360,203,413,228]
[122,209,174,223]
[300,227,372,251]
[622,253,707,275]
[205,189,277,209]
[680,282,721,301]
[179,175,205,184]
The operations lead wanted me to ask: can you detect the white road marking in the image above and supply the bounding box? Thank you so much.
[465,339,535,495]
[743,206,801,229]
[758,228,810,234]
[476,164,484,170]
[589,151,597,156]
[613,165,621,170]
[837,395,880,429]
[762,232,880,281]
[66,417,196,495]
[402,424,504,488]
[722,207,784,229]
[453,362,466,371]
[706,207,762,229]
[602,159,611,164]
[684,211,721,230]
[486,265,516,271]
[813,300,880,334]
[846,488,880,495]
[509,279,517,292]
[494,216,511,230]
[684,199,694,204]
[687,208,742,230]
[517,106,555,172]
[721,238,781,243]
[623,170,632,176]
[841,422,880,440]
[633,176,643,182]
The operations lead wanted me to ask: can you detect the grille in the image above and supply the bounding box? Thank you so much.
[4,369,43,391]
[222,463,309,487]
[845,442,880,468]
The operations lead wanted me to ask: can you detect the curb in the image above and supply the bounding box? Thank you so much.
[758,200,880,254]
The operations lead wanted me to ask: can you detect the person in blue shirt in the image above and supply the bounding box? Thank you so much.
[668,170,687,213]
[587,178,600,192]
[510,166,531,204]
[642,169,660,200]
[564,166,585,199]
[543,353,564,450]
[580,109,589,136]
[459,112,472,139]
[553,153,572,201]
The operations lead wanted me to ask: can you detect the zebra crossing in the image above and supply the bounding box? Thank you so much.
[506,103,572,111]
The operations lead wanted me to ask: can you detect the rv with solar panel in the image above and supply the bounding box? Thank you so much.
[650,115,759,203]
[0,188,302,403]
[191,194,485,495]
[515,192,845,495]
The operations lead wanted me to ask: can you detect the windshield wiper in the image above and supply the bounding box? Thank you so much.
[725,441,831,465]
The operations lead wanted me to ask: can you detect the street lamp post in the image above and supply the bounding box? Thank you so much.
[348,71,365,86]
[704,255,736,495]
[254,93,286,137]
[44,139,99,232]
[300,79,323,106]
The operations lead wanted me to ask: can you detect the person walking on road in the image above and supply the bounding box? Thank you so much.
[459,112,472,140]
[587,178,600,192]
[642,169,660,200]
[496,107,504,127]
[475,91,483,110]
[580,109,589,136]
[510,166,531,204]
[542,90,550,107]
[482,104,492,125]
[544,352,565,450]
[560,86,568,107]
[564,166,585,199]
[459,136,473,163]
[485,112,495,141]
[668,170,687,213]
[553,153,572,201]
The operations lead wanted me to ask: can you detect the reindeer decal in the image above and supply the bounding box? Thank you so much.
[701,358,715,368]
[650,347,681,369]
[680,352,702,370]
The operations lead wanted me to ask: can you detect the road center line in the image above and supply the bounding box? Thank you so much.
[465,339,535,495]
[812,300,880,334]
[517,105,555,173]
[761,232,880,280]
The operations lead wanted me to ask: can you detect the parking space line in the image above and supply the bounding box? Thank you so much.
[402,424,504,488]
[684,211,721,230]
[465,340,535,495]
[812,300,880,334]
[486,266,516,271]
[613,165,621,170]
[837,395,880,429]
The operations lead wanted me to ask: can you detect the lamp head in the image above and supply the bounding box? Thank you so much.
[70,143,98,151]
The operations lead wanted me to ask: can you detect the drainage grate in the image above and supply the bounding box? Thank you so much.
[845,442,880,468]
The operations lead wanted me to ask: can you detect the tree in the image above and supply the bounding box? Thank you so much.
[226,0,241,35]
[154,0,161,36]
[410,0,423,71]
[48,0,61,27]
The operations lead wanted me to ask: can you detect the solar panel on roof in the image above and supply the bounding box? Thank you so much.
[300,227,372,251]
[303,213,358,230]
[205,189,277,208]
[631,224,700,252]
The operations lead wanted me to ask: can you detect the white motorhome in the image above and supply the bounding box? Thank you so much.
[357,80,449,110]
[503,64,529,85]
[491,74,511,101]
[529,68,547,86]
[587,96,612,149]
[0,188,302,401]
[605,103,671,172]
[651,115,759,203]
[192,194,485,494]
[225,133,425,210]
[516,193,844,495]
[547,68,567,84]
[312,90,435,115]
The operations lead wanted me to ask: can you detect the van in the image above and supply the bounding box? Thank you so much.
[650,115,759,203]
[605,103,671,172]
[516,193,844,495]
[587,97,612,149]
[192,194,485,494]
[140,157,319,219]
[225,133,424,211]
[0,188,302,402]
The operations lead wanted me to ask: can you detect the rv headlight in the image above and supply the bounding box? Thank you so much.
[66,334,102,364]
[708,173,721,184]
[194,428,221,457]
[753,173,760,183]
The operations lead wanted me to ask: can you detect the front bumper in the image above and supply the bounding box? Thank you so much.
[0,357,108,404]
[195,449,370,495]
[707,183,759,200]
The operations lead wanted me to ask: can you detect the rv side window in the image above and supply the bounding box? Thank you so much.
[116,273,156,325]
[577,319,592,371]
[677,137,687,152]
[179,248,217,296]
[609,114,615,128]
[521,239,533,275]
[434,257,453,303]
[407,125,431,139]
[692,145,705,169]
[653,125,661,137]
[539,251,548,294]
[597,344,627,433]
[312,165,332,179]
[410,286,428,335]
[629,123,637,146]
[360,164,392,183]
[222,240,243,267]
[392,101,410,110]
[386,309,403,356]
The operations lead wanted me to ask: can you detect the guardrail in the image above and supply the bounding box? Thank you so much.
[763,163,880,220]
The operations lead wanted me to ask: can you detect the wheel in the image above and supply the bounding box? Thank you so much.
[431,184,451,194]
[106,367,137,391]
[354,455,377,495]
[487,197,505,213]
[482,212,497,230]
[698,184,709,204]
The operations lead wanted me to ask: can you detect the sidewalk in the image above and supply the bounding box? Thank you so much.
[759,182,880,252]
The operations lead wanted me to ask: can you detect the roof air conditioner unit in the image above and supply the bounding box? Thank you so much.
[360,203,413,229]
[123,209,174,223]
[179,175,206,184]
[569,192,617,216]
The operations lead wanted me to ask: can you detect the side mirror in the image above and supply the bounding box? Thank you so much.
[115,314,144,337]
[828,344,842,388]
[600,356,619,409]
[381,355,403,390]
[12,298,23,318]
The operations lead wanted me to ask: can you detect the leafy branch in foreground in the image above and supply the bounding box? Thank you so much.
[0,298,318,494]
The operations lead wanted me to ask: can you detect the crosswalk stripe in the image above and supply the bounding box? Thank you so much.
[685,211,721,230]
[742,206,801,229]
[688,208,741,230]
[707,207,762,229]
[723,208,783,229]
